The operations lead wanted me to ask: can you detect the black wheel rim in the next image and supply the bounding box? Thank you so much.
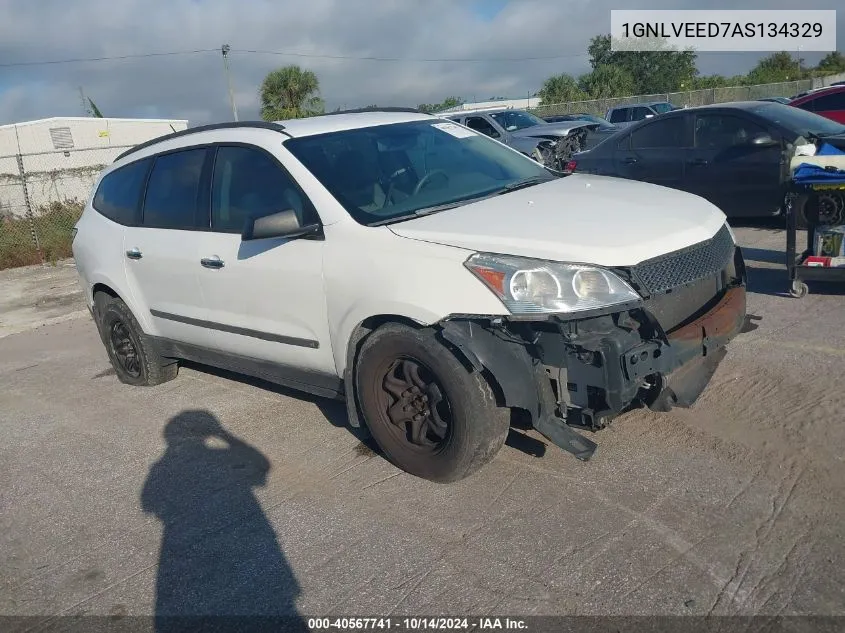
[376,357,452,453]
[109,320,141,378]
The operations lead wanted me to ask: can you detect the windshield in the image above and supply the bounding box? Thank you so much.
[489,110,546,131]
[751,102,845,137]
[651,103,675,114]
[284,120,554,226]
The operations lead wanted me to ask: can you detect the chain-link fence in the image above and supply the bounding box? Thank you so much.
[0,145,132,270]
[530,79,816,118]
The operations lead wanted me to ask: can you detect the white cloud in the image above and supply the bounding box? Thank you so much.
[0,0,841,126]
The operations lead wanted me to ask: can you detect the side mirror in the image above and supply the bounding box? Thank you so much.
[750,133,778,147]
[242,209,321,241]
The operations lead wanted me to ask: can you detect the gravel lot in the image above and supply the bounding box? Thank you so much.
[1,225,844,625]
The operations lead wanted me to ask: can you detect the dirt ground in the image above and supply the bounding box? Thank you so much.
[1,225,844,625]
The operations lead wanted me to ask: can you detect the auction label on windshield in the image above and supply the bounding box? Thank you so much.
[610,10,837,51]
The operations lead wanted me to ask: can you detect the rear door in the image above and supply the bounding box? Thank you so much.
[613,114,691,190]
[122,146,212,345]
[685,112,783,217]
[194,144,335,375]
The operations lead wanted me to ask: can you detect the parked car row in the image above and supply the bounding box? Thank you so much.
[73,107,749,482]
[568,101,845,222]
[440,108,600,171]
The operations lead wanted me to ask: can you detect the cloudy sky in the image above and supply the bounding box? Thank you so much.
[1,0,842,126]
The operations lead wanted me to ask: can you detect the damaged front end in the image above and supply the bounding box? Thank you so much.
[437,227,748,461]
[529,125,594,171]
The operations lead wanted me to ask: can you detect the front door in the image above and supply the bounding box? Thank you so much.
[122,146,212,346]
[194,144,335,377]
[685,112,783,217]
[614,114,690,190]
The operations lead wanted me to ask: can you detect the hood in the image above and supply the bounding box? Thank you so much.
[387,174,727,267]
[512,121,594,139]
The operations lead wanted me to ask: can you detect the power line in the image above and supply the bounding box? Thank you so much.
[232,48,589,62]
[0,47,588,69]
[0,49,218,68]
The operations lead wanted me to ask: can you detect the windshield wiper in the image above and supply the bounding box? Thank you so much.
[367,200,472,227]
[496,176,554,195]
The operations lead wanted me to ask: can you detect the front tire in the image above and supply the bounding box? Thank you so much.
[355,323,510,483]
[94,293,178,386]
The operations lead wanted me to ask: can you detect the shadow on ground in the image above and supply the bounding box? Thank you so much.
[141,410,309,632]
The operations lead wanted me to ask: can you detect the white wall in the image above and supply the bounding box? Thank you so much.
[0,118,188,218]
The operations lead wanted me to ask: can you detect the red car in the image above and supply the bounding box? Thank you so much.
[790,86,845,124]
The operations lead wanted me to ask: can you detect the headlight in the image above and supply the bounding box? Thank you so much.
[465,253,641,314]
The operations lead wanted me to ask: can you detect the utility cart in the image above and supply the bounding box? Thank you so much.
[786,162,845,299]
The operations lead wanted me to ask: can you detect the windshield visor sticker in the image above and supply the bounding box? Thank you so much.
[431,121,477,139]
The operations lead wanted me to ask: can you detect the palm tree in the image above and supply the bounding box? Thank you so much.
[259,65,325,121]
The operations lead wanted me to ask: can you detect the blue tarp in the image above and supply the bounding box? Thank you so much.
[793,143,845,185]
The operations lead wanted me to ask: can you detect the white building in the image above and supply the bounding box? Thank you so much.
[437,97,542,114]
[0,117,188,217]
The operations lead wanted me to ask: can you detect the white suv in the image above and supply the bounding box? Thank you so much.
[72,108,747,483]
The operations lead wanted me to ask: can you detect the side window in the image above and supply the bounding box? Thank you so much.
[211,145,317,233]
[608,108,627,124]
[464,116,500,138]
[809,92,845,112]
[616,134,631,150]
[142,148,209,230]
[631,107,652,122]
[631,117,689,149]
[92,158,151,225]
[694,114,767,149]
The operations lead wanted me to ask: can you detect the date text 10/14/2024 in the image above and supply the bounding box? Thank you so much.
[308,618,528,630]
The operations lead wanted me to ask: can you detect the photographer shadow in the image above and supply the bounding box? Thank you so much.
[141,410,309,632]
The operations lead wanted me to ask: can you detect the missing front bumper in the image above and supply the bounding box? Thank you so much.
[439,283,747,460]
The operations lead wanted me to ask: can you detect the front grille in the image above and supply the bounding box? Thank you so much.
[632,224,734,295]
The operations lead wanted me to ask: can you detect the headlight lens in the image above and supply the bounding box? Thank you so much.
[465,253,641,314]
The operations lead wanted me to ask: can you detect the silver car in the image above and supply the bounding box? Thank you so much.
[443,108,595,171]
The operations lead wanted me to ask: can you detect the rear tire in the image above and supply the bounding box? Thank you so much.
[355,323,510,483]
[94,293,178,386]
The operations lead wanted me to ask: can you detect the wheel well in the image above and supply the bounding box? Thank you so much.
[347,315,506,404]
[92,283,119,301]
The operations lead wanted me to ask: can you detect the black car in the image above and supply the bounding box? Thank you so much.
[569,101,845,218]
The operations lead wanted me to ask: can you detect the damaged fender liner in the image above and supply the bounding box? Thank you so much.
[437,284,747,461]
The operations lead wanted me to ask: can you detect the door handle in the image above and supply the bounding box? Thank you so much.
[688,158,709,166]
[200,256,225,269]
[622,156,638,164]
[125,248,142,260]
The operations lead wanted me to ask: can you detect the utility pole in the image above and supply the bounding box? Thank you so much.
[221,44,239,121]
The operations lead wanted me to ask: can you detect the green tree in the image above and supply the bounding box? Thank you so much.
[417,96,463,113]
[746,52,802,84]
[584,34,697,94]
[259,65,324,120]
[578,65,635,99]
[537,73,585,105]
[587,35,614,69]
[691,75,730,90]
[816,51,845,75]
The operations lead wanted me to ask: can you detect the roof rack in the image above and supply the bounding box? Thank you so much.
[324,106,423,116]
[114,121,288,162]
